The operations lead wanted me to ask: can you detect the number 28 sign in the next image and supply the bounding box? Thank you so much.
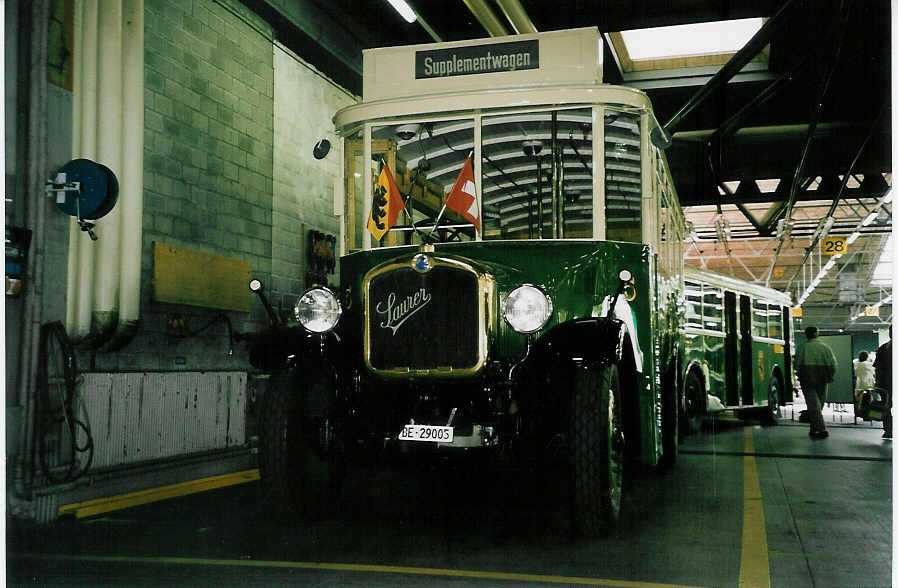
[821,236,847,255]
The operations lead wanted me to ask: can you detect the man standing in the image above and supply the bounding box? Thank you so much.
[873,327,891,439]
[795,326,837,439]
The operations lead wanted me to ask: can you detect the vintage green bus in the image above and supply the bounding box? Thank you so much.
[250,27,790,538]
[681,265,794,430]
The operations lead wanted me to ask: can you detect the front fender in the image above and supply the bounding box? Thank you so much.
[248,325,344,373]
[517,317,629,378]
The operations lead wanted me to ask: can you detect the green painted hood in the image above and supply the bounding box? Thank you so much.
[338,240,653,365]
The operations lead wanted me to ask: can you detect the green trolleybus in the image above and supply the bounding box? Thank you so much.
[682,265,794,430]
[247,27,793,538]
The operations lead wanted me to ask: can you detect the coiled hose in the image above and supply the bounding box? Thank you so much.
[36,321,94,484]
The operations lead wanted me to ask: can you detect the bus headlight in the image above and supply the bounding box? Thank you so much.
[503,285,553,334]
[295,287,342,333]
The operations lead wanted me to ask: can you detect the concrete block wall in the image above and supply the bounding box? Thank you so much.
[272,45,355,309]
[94,0,278,372]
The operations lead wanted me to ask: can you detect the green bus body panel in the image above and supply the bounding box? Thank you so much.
[683,330,786,408]
[338,239,667,465]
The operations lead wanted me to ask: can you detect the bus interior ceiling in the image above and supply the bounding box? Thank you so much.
[328,0,892,333]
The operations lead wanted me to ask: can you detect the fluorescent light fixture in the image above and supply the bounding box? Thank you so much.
[847,231,861,244]
[883,190,893,204]
[862,211,878,226]
[619,18,764,60]
[386,0,416,23]
[823,259,836,271]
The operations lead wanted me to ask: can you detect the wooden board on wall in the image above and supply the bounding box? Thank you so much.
[153,242,251,312]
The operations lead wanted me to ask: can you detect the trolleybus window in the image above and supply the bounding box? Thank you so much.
[768,305,783,339]
[685,280,703,330]
[605,110,641,243]
[702,285,724,332]
[481,107,594,240]
[752,299,769,339]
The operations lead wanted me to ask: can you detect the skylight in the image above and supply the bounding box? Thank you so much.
[871,233,894,287]
[619,18,764,61]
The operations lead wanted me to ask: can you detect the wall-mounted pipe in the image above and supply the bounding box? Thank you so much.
[67,0,99,339]
[105,0,144,350]
[67,0,144,350]
[495,0,537,34]
[92,0,125,341]
[18,0,51,496]
[462,0,509,37]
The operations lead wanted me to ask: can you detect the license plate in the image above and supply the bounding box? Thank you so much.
[397,424,454,443]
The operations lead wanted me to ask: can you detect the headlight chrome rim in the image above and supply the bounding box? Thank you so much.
[503,284,553,334]
[294,286,342,333]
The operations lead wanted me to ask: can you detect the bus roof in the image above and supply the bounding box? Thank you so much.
[684,264,792,306]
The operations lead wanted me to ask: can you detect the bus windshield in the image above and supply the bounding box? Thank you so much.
[341,105,648,251]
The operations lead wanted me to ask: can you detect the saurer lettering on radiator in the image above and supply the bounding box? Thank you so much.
[376,288,431,334]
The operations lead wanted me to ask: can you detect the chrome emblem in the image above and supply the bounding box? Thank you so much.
[412,254,431,273]
[375,289,432,335]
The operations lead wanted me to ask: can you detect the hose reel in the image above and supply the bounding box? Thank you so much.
[46,158,119,240]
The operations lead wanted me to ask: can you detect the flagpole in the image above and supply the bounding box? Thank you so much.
[428,203,448,237]
[429,151,474,237]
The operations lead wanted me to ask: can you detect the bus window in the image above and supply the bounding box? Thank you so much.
[768,305,783,339]
[752,299,768,338]
[605,110,641,242]
[482,108,593,240]
[702,285,724,332]
[365,119,476,248]
[685,280,703,329]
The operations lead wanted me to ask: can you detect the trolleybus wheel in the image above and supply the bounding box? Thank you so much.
[259,372,345,521]
[683,369,705,434]
[569,363,623,537]
[763,375,782,426]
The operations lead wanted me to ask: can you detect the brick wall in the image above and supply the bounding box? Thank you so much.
[271,45,356,309]
[101,0,277,371]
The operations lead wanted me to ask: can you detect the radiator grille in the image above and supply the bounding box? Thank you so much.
[367,263,483,374]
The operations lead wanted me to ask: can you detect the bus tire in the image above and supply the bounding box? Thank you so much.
[683,369,705,434]
[570,363,624,537]
[763,375,782,426]
[259,372,344,521]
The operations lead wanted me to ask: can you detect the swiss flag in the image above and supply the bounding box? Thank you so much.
[445,156,480,232]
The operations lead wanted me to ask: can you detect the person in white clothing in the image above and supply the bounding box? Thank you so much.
[855,351,876,391]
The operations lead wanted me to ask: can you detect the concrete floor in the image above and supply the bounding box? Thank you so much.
[7,415,893,587]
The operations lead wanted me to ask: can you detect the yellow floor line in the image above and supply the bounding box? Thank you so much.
[15,553,705,588]
[739,427,770,588]
[57,469,260,519]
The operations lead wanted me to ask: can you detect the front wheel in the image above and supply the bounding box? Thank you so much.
[763,376,782,426]
[682,369,705,434]
[569,363,624,537]
[259,372,345,521]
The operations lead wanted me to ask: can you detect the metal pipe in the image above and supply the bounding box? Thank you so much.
[104,0,144,351]
[69,0,99,339]
[91,0,125,342]
[536,156,543,238]
[18,0,51,494]
[651,0,797,149]
[495,0,537,34]
[462,0,509,37]
[551,111,562,238]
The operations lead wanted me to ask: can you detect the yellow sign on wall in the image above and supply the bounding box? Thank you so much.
[153,242,252,312]
[866,306,880,317]
[821,236,846,256]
